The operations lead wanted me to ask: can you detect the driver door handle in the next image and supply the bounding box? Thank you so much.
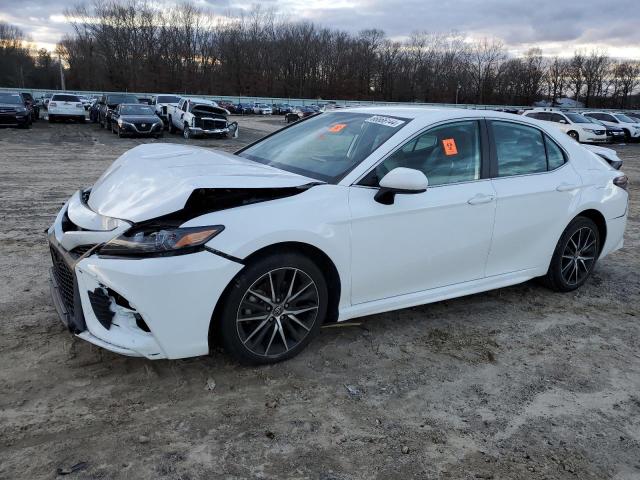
[467,193,495,205]
[556,183,579,192]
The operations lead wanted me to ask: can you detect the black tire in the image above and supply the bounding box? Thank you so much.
[622,129,631,142]
[183,124,191,139]
[117,127,124,138]
[168,117,176,134]
[78,116,85,123]
[218,253,328,365]
[48,115,55,123]
[540,216,600,292]
[567,130,579,141]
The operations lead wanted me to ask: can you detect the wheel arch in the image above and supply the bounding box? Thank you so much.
[575,208,607,254]
[208,241,342,350]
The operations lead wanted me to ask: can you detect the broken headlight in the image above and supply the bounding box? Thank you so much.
[99,225,224,257]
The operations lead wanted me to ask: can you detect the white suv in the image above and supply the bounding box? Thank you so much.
[583,112,640,142]
[48,94,86,123]
[522,109,608,143]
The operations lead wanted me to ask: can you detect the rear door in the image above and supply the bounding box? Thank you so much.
[485,120,581,276]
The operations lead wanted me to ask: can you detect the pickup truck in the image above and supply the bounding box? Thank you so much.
[167,97,238,139]
[151,94,181,126]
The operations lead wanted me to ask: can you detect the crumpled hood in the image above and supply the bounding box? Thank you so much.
[88,143,315,222]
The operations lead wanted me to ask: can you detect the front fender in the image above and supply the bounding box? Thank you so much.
[182,184,352,311]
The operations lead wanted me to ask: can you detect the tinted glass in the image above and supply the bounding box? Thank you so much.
[106,95,139,104]
[370,120,481,186]
[52,94,80,102]
[549,113,565,123]
[0,93,24,104]
[157,95,181,103]
[120,105,156,115]
[565,113,591,123]
[615,114,636,123]
[493,121,547,176]
[239,112,409,182]
[545,136,566,170]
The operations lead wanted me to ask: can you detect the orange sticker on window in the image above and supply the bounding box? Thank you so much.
[328,123,347,133]
[442,138,458,156]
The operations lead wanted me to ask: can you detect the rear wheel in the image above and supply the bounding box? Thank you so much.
[218,253,327,365]
[541,217,600,292]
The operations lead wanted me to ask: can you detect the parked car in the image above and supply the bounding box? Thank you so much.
[625,112,640,122]
[41,93,53,109]
[78,96,92,110]
[583,111,640,142]
[151,94,181,127]
[88,99,101,123]
[0,91,32,128]
[48,94,86,123]
[272,103,293,115]
[217,101,235,112]
[522,109,607,143]
[583,144,623,170]
[110,103,164,138]
[587,118,626,143]
[167,97,238,139]
[234,103,254,114]
[46,108,629,364]
[285,106,316,123]
[21,92,39,121]
[97,94,140,129]
[252,103,272,115]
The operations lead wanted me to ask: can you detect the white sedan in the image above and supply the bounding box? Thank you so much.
[47,107,628,364]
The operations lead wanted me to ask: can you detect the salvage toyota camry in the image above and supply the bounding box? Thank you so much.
[48,107,628,364]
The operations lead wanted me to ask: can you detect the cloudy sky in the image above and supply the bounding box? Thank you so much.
[2,0,640,58]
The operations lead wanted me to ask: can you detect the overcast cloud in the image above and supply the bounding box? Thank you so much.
[1,0,639,58]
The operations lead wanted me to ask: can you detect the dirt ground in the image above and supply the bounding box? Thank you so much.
[0,114,639,480]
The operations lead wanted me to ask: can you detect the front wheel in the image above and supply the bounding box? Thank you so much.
[218,253,328,365]
[183,126,191,139]
[541,217,600,292]
[567,130,579,142]
[168,117,176,134]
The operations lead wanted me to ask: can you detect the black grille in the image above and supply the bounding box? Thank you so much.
[595,129,605,135]
[201,118,226,130]
[134,122,152,132]
[50,247,75,316]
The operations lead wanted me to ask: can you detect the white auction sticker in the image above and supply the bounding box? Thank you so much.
[365,115,405,128]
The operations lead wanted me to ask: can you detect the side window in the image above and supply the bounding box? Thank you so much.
[538,112,553,121]
[492,121,547,177]
[526,112,540,120]
[550,113,566,123]
[369,121,482,187]
[545,135,566,170]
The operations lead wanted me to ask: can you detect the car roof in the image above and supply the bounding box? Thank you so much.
[331,105,535,123]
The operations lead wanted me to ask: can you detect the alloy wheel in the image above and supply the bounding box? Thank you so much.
[560,226,597,286]
[236,267,319,358]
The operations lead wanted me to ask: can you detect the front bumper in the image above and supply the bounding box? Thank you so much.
[118,122,163,136]
[0,113,29,126]
[187,126,230,136]
[47,192,243,359]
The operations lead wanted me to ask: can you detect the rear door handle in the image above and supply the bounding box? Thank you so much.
[556,183,579,192]
[467,193,495,205]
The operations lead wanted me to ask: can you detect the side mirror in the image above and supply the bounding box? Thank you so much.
[374,167,428,205]
[559,119,567,124]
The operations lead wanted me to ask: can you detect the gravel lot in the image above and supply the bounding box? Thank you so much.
[0,115,639,480]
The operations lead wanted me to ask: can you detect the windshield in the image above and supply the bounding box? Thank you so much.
[615,114,637,123]
[52,94,80,102]
[157,95,181,104]
[238,112,410,182]
[120,105,156,115]
[565,113,591,124]
[107,95,139,104]
[587,118,606,126]
[0,93,23,104]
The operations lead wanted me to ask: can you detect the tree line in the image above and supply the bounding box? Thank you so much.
[2,1,639,108]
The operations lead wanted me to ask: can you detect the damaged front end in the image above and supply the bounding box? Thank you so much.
[189,105,238,138]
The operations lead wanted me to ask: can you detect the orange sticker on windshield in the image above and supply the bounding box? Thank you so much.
[442,138,458,156]
[328,123,347,133]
